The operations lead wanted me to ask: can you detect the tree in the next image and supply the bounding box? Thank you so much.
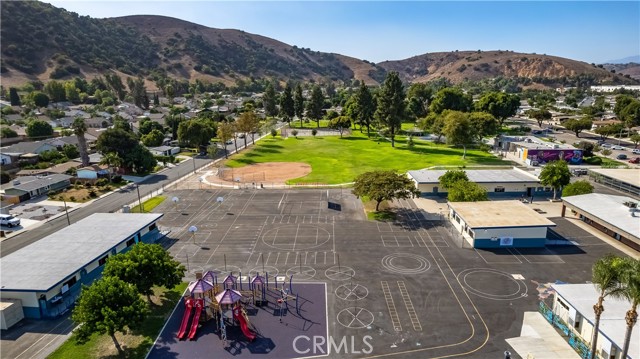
[447,181,489,202]
[589,254,626,359]
[562,180,594,197]
[9,87,20,106]
[270,128,277,138]
[294,83,305,128]
[279,84,295,123]
[1,127,18,138]
[235,110,259,148]
[595,123,623,142]
[614,94,635,119]
[468,111,498,142]
[217,121,235,159]
[72,276,149,354]
[439,170,469,189]
[62,143,79,159]
[30,91,49,108]
[71,117,90,167]
[177,119,216,147]
[527,108,552,128]
[406,83,432,120]
[141,129,165,147]
[443,111,474,159]
[96,128,139,160]
[429,87,472,114]
[103,243,185,303]
[311,128,317,137]
[575,141,595,157]
[617,258,640,359]
[44,80,66,103]
[100,152,123,181]
[630,133,640,149]
[291,129,298,138]
[126,146,157,174]
[539,160,571,200]
[564,117,593,138]
[619,100,640,135]
[207,144,218,159]
[307,85,325,128]
[263,82,278,117]
[139,117,164,136]
[353,83,376,137]
[375,72,405,147]
[475,92,520,127]
[64,81,80,104]
[601,149,612,157]
[26,120,53,139]
[352,170,420,211]
[329,116,352,138]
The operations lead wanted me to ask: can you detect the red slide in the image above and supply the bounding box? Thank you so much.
[177,298,194,339]
[188,299,204,340]
[233,306,256,342]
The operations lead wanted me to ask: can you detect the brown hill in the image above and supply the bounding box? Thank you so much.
[377,50,637,86]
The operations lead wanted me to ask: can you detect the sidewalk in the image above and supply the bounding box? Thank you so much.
[506,311,580,359]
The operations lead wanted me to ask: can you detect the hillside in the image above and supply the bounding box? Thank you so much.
[1,1,638,89]
[377,50,638,87]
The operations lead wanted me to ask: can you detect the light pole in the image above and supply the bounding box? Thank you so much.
[62,194,71,226]
[192,157,197,174]
[136,184,143,212]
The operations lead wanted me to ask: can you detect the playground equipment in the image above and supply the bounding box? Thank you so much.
[176,268,302,344]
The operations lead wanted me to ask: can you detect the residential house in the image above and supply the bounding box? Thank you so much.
[147,113,166,126]
[3,114,23,123]
[148,146,180,156]
[76,165,109,180]
[16,168,51,177]
[85,117,108,128]
[1,174,72,202]
[591,119,623,131]
[0,153,21,166]
[1,141,57,156]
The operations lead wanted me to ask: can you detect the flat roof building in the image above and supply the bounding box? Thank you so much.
[562,193,640,252]
[447,200,556,248]
[588,168,640,198]
[408,167,543,198]
[550,283,639,359]
[0,213,163,322]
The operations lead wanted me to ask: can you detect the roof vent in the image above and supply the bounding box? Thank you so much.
[623,201,638,209]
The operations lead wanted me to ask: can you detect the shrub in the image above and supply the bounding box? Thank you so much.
[111,175,123,184]
[70,196,76,202]
[311,129,317,137]
[84,182,93,188]
[88,190,97,198]
[96,178,109,187]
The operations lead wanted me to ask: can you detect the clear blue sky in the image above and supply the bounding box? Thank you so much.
[44,1,639,64]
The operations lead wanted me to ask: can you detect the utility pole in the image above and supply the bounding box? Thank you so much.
[136,184,143,212]
[62,195,71,226]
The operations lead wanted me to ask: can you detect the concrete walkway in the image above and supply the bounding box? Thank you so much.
[506,311,580,359]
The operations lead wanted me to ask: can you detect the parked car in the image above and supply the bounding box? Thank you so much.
[601,143,612,148]
[571,168,589,176]
[0,214,20,228]
[632,149,640,155]
[616,154,628,160]
[629,157,640,164]
[611,145,626,150]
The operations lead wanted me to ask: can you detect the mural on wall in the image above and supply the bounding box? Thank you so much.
[526,149,582,165]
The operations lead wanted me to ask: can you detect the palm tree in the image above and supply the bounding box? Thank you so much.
[616,258,640,359]
[99,152,123,182]
[71,117,90,167]
[590,254,625,359]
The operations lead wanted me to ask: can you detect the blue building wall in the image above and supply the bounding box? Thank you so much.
[35,225,162,319]
[474,237,546,248]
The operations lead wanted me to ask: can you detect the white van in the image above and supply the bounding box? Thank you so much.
[0,214,20,228]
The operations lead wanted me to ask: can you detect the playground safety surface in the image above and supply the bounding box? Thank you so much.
[148,283,327,359]
[149,188,630,359]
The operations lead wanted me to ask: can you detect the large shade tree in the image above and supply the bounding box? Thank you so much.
[352,170,420,211]
[103,243,185,303]
[294,83,305,128]
[307,85,324,127]
[72,276,149,355]
[429,87,472,114]
[375,71,405,147]
[475,92,520,127]
[353,82,376,137]
[442,110,474,159]
[279,84,295,124]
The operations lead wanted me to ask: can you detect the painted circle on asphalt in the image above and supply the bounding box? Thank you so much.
[457,268,528,300]
[213,265,243,277]
[325,266,356,281]
[335,283,369,301]
[261,225,331,251]
[337,307,374,329]
[286,265,317,280]
[381,253,431,275]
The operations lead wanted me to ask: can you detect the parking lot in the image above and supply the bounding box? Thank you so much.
[149,187,630,358]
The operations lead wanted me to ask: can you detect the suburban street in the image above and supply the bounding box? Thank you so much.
[0,156,213,257]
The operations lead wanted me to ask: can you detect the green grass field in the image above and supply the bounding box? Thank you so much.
[225,131,510,184]
[131,196,166,213]
[48,282,188,359]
